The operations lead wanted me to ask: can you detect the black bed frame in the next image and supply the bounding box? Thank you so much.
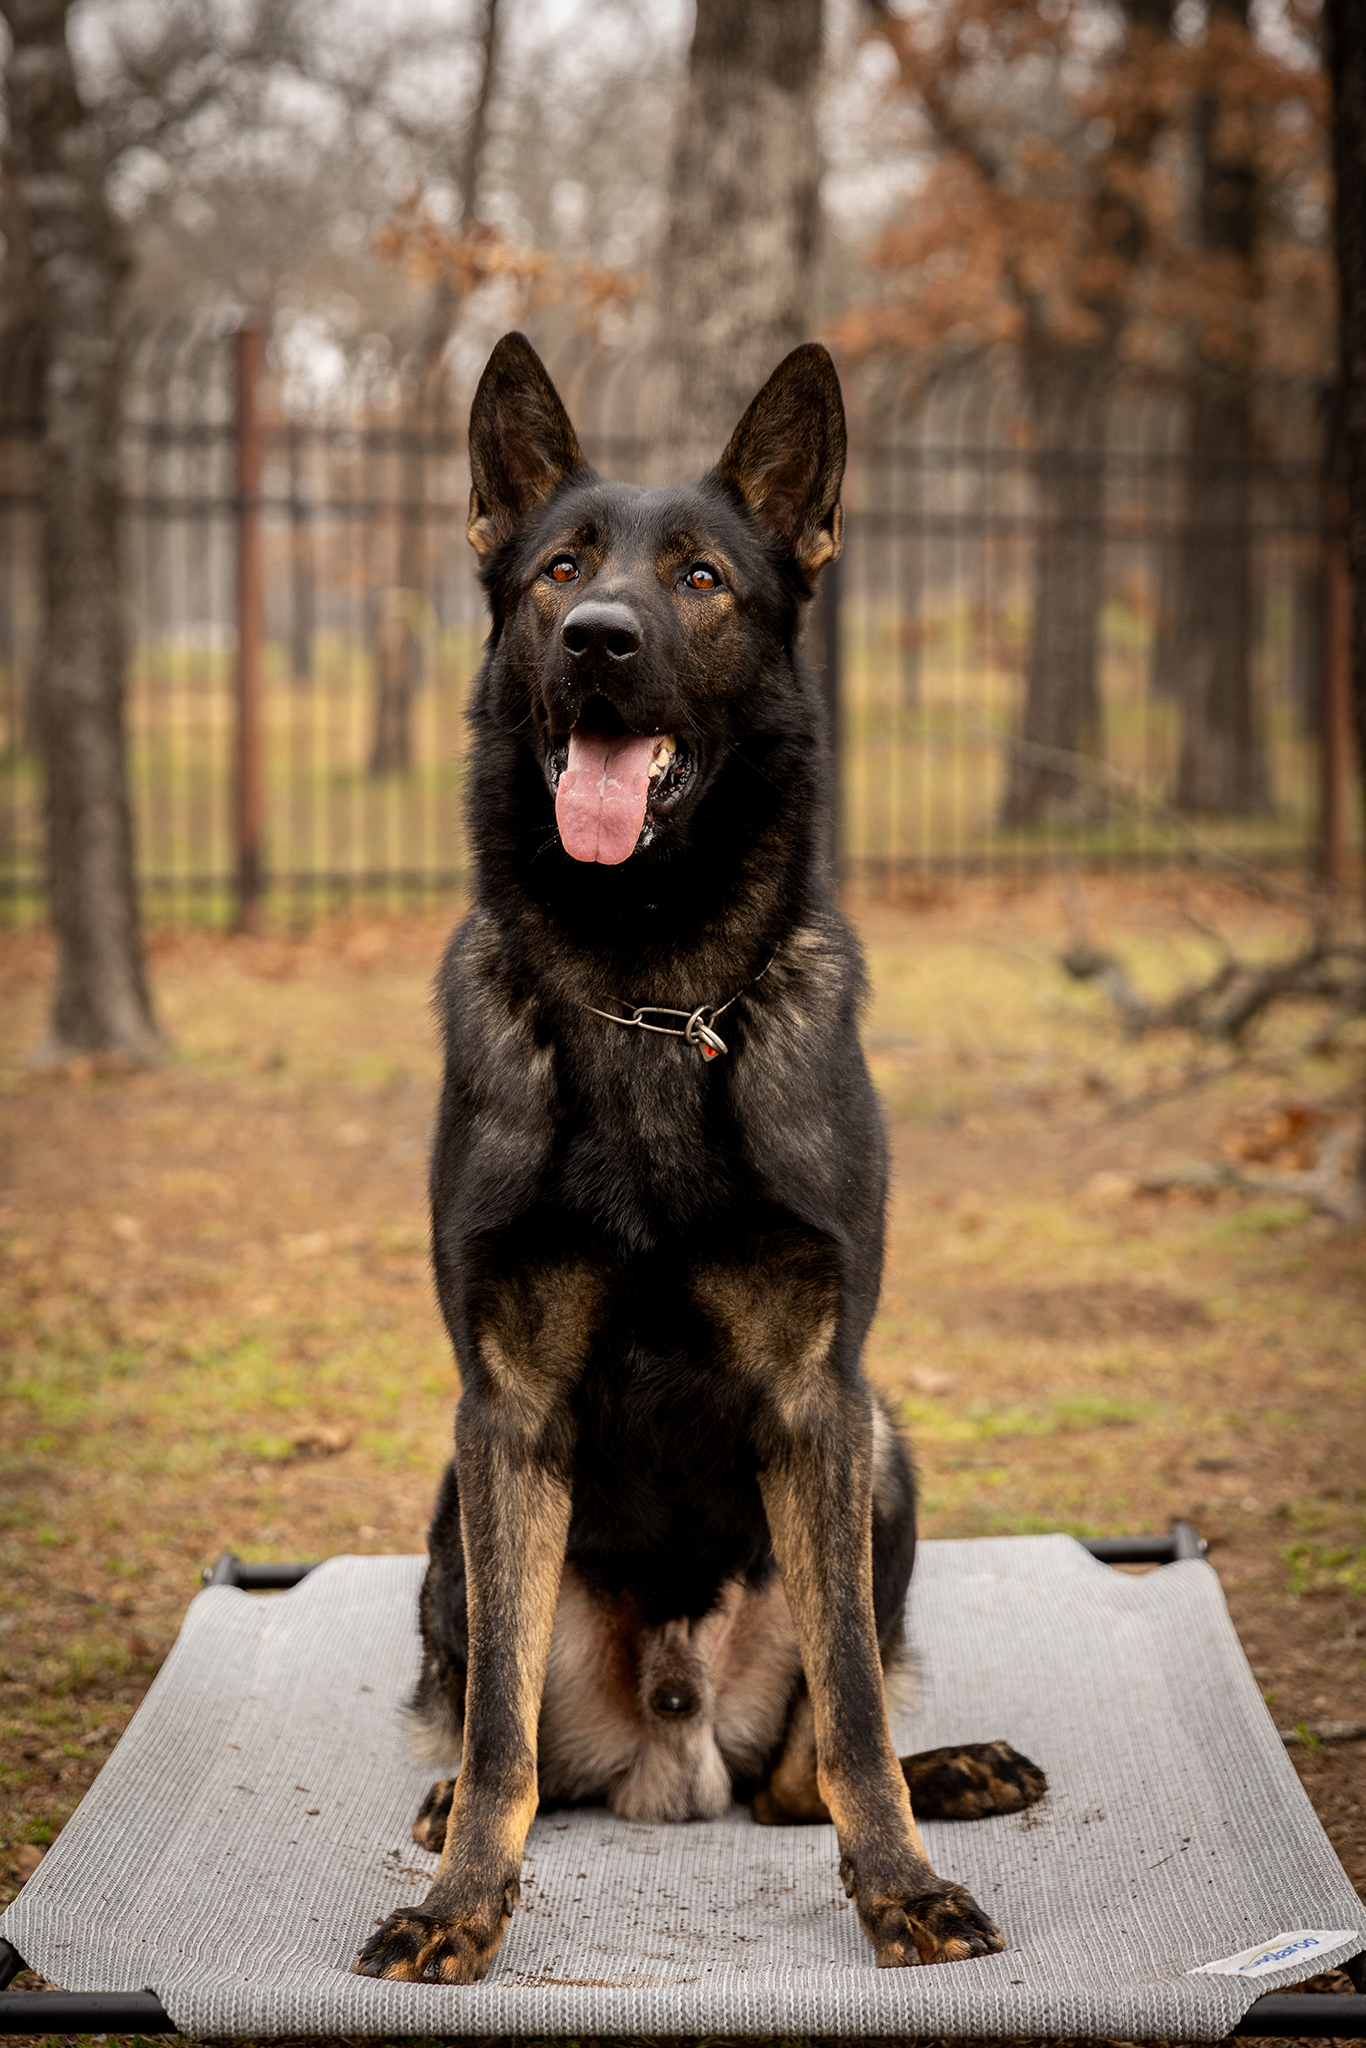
[2,1522,1363,2040]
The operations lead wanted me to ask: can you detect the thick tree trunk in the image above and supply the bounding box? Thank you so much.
[1170,0,1270,816]
[0,257,46,755]
[368,447,427,775]
[2,0,159,1064]
[651,0,824,475]
[1000,351,1109,828]
[1325,0,1366,1196]
[288,431,313,685]
[1001,0,1176,828]
[369,0,500,774]
[1172,383,1270,811]
[1328,0,1366,842]
[369,597,423,776]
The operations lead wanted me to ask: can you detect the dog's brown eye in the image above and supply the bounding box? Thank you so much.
[685,565,717,590]
[547,558,578,583]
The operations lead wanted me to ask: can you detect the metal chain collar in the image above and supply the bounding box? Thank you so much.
[584,958,773,1063]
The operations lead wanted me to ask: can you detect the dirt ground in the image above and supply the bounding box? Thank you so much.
[1,874,1364,2044]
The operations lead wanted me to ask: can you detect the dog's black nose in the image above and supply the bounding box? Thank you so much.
[561,601,642,668]
[650,1682,698,1718]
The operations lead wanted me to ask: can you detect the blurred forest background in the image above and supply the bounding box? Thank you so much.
[0,0,1358,1000]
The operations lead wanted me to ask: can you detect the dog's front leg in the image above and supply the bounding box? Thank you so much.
[758,1382,1003,1968]
[355,1382,573,1982]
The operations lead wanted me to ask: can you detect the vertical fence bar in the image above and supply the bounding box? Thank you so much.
[1321,478,1352,887]
[234,322,265,932]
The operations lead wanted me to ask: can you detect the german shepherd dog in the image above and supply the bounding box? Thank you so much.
[354,334,1045,1986]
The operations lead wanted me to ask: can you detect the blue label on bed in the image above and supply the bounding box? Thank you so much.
[1191,1930,1358,1978]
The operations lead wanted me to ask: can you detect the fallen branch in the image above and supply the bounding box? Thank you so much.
[1278,1720,1366,1747]
[1061,936,1366,1046]
[1131,1127,1364,1226]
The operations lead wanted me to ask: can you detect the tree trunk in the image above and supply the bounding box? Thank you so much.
[288,428,313,685]
[369,0,500,774]
[1,0,160,1063]
[368,477,427,775]
[1000,0,1176,828]
[1325,0,1366,1194]
[651,0,824,475]
[369,598,424,776]
[0,124,47,757]
[1172,383,1270,811]
[1171,0,1270,816]
[1000,351,1110,828]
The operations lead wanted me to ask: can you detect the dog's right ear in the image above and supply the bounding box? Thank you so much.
[466,333,588,558]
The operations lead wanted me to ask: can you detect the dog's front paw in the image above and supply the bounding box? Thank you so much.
[841,1861,1003,1967]
[902,1739,1047,1820]
[352,1883,517,1982]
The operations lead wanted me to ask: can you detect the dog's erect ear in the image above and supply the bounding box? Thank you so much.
[466,333,588,558]
[713,344,846,578]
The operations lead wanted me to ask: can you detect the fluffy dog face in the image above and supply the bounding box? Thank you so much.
[465,334,846,869]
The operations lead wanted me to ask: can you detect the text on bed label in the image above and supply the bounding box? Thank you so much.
[1191,1930,1359,1979]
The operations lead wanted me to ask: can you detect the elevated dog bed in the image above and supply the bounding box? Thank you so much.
[2,1533,1363,2040]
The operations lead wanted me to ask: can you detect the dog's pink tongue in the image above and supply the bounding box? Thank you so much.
[556,728,657,865]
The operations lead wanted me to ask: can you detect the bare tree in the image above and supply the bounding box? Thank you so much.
[370,0,502,777]
[861,0,1178,830]
[1326,0,1366,1200]
[2,0,498,1054]
[651,0,824,474]
[1000,0,1176,828]
[1171,0,1270,816]
[2,0,158,1065]
[2,0,303,1064]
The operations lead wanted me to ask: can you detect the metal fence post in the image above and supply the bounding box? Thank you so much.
[234,322,265,932]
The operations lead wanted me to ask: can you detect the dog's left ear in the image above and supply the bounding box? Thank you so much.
[467,332,588,559]
[714,343,846,579]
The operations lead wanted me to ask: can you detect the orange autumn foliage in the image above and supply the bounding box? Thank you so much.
[376,195,639,342]
[833,0,1333,388]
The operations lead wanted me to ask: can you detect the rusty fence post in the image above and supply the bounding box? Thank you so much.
[234,321,265,932]
[1322,479,1353,889]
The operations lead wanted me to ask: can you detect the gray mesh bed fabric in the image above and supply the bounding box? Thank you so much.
[3,1535,1362,2040]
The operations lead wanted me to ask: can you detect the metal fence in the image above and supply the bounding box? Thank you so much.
[0,326,1358,928]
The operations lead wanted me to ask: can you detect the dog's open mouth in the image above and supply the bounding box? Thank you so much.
[550,706,691,864]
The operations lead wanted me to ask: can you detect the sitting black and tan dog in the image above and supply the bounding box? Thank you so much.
[354,333,1045,1985]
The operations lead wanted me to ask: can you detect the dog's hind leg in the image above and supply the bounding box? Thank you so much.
[752,1689,828,1823]
[901,1741,1047,1819]
[411,1776,458,1852]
